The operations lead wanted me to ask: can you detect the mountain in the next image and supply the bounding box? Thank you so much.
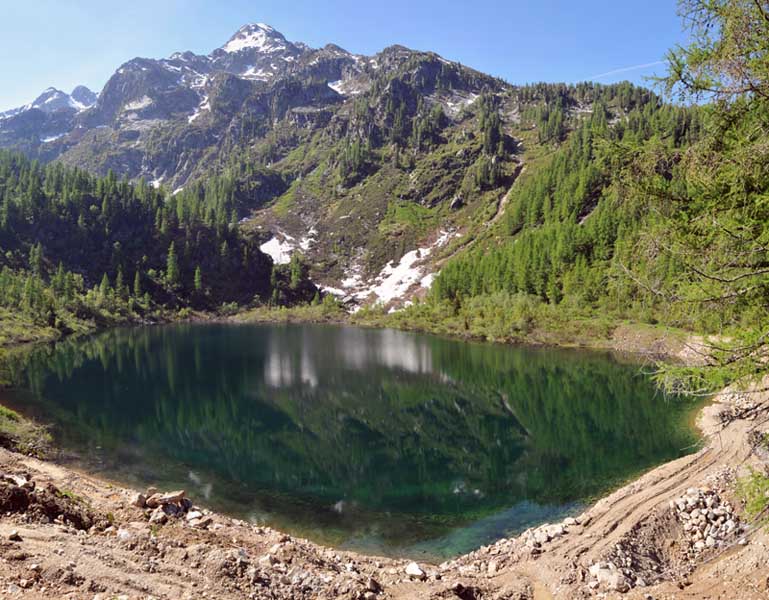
[70,85,98,107]
[0,85,97,119]
[0,24,676,313]
[0,24,515,303]
[0,23,372,174]
[0,86,97,161]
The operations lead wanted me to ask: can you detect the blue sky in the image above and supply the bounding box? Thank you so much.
[0,0,685,111]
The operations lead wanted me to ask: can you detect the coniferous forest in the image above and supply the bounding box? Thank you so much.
[0,153,316,334]
[387,0,769,395]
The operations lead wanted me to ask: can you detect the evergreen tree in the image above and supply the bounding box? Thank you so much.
[289,255,303,290]
[166,242,180,287]
[133,271,142,298]
[115,267,126,301]
[99,273,111,303]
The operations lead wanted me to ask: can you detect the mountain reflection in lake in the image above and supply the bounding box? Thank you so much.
[2,323,700,558]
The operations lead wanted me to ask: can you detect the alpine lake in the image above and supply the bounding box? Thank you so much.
[0,323,702,560]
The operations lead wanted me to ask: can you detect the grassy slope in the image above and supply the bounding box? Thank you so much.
[0,308,63,348]
[0,401,51,457]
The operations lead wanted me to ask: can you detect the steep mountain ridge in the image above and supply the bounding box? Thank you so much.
[0,24,504,179]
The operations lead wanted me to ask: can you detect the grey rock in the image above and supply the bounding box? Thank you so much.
[149,507,168,525]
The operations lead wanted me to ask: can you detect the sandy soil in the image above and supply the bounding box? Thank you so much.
[0,364,767,598]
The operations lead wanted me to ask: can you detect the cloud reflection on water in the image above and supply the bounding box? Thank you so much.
[264,327,436,389]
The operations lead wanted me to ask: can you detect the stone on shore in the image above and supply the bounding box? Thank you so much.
[405,562,426,580]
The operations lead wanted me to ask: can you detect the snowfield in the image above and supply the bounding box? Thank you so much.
[124,96,153,112]
[334,230,457,307]
[259,227,318,265]
[259,237,294,265]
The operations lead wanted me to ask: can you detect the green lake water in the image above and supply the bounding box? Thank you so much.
[1,323,701,559]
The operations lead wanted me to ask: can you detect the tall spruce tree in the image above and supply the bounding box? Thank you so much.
[166,242,180,287]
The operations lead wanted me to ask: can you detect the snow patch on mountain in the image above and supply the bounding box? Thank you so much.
[124,96,153,111]
[298,229,317,251]
[370,249,428,303]
[420,273,436,289]
[337,230,456,307]
[320,285,347,297]
[260,236,294,265]
[328,80,345,94]
[188,95,210,123]
[259,227,318,265]
[222,23,286,54]
[243,66,273,81]
[327,78,369,97]
[440,91,479,117]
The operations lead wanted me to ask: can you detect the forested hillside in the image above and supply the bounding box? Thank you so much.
[433,87,704,314]
[387,0,768,395]
[0,151,316,338]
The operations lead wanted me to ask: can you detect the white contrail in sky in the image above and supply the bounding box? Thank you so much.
[586,60,666,81]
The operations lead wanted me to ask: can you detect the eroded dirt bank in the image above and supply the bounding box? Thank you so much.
[0,354,767,598]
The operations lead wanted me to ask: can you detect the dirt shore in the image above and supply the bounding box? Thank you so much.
[0,337,766,599]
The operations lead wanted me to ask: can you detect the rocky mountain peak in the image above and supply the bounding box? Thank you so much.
[219,23,288,55]
[0,22,503,197]
[31,87,66,104]
[70,85,97,107]
[20,86,96,114]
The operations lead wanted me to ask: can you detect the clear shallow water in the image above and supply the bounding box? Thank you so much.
[2,323,700,559]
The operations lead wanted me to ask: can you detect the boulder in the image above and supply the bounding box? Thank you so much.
[366,577,381,592]
[533,529,550,545]
[116,528,132,543]
[148,507,168,525]
[145,490,185,508]
[130,493,146,508]
[547,524,565,538]
[258,554,277,567]
[405,562,426,580]
[589,562,630,593]
[189,516,213,529]
[606,571,631,593]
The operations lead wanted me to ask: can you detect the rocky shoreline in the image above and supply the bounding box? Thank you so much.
[0,381,764,599]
